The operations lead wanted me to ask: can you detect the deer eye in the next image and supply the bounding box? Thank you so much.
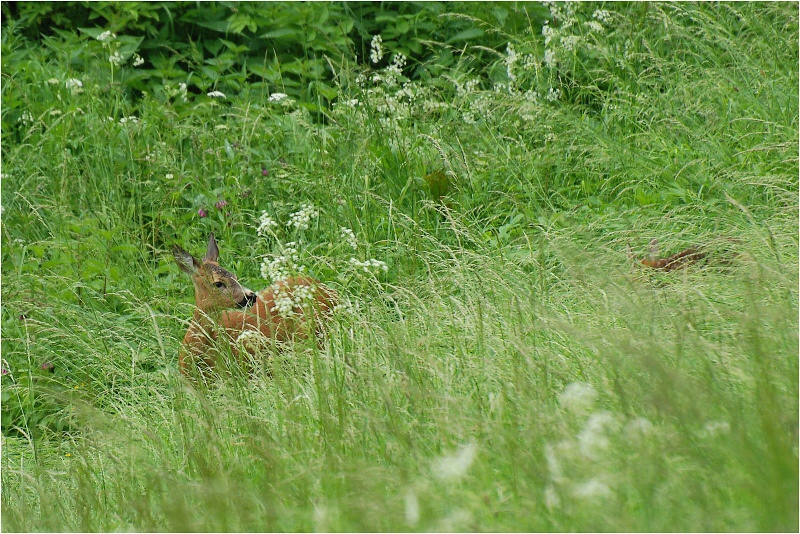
[214,281,226,288]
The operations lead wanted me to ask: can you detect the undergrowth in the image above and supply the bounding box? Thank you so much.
[1,2,797,532]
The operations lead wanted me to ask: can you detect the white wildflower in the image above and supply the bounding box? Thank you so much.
[119,116,139,124]
[340,227,358,250]
[625,417,654,440]
[559,382,597,415]
[267,279,317,318]
[165,173,173,179]
[542,23,556,47]
[65,78,83,94]
[207,90,226,99]
[349,257,388,274]
[701,420,731,438]
[578,411,618,458]
[19,111,34,124]
[546,87,561,102]
[109,52,124,66]
[257,210,278,237]
[521,53,539,71]
[561,35,581,52]
[544,485,560,510]
[544,443,563,483]
[287,203,318,231]
[96,30,116,43]
[404,490,420,526]
[432,442,477,482]
[47,78,59,85]
[269,92,288,102]
[370,34,383,64]
[585,20,604,33]
[543,49,557,68]
[235,329,270,352]
[571,478,612,500]
[132,54,145,67]
[593,9,613,25]
[505,43,518,82]
[385,53,406,80]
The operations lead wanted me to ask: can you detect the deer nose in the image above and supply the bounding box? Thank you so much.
[239,289,257,308]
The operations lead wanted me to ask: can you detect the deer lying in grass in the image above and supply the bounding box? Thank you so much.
[628,238,739,271]
[173,233,336,381]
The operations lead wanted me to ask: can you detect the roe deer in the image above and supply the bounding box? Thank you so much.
[627,238,739,272]
[173,233,336,381]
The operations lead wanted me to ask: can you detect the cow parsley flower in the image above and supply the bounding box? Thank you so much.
[546,87,561,102]
[269,92,288,102]
[505,43,518,82]
[578,411,618,458]
[109,52,124,66]
[559,381,597,414]
[571,478,613,500]
[585,20,604,33]
[340,227,358,250]
[65,78,83,94]
[370,34,383,64]
[257,210,278,237]
[593,9,613,25]
[432,443,477,482]
[207,90,226,99]
[96,30,116,43]
[349,257,388,273]
[287,203,318,231]
[543,49,556,68]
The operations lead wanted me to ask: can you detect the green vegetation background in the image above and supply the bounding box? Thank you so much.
[1,2,798,531]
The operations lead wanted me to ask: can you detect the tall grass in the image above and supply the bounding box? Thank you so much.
[2,2,797,531]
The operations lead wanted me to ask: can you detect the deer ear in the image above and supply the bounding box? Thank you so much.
[204,233,220,263]
[173,245,200,275]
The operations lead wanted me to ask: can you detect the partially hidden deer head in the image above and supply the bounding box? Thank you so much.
[173,233,336,382]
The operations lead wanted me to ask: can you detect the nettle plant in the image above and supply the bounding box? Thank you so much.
[255,204,387,316]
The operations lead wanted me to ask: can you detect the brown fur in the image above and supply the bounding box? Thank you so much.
[173,234,336,381]
[640,246,708,271]
[628,238,739,272]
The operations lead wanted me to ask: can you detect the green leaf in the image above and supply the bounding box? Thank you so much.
[446,28,484,44]
[260,28,298,40]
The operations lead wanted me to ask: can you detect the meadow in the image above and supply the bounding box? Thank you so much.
[1,2,798,531]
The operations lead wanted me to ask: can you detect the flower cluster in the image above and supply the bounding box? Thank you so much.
[269,92,289,103]
[65,78,83,94]
[340,227,358,250]
[542,381,667,513]
[288,203,319,231]
[235,329,271,353]
[370,34,383,64]
[269,281,318,318]
[384,53,407,83]
[109,51,124,67]
[165,83,188,103]
[349,257,388,274]
[257,210,278,237]
[96,30,116,43]
[260,242,303,283]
